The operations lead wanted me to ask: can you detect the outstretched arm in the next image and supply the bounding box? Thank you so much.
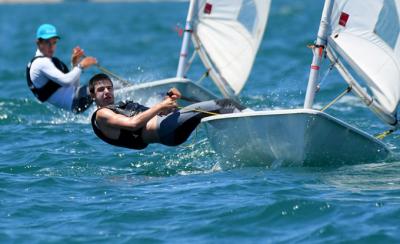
[40,56,97,86]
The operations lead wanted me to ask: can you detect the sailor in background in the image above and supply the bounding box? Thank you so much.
[89,73,245,149]
[26,24,97,113]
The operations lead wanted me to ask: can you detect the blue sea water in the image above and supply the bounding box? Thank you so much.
[1,1,400,243]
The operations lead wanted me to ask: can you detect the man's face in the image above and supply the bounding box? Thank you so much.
[93,79,114,107]
[37,37,58,57]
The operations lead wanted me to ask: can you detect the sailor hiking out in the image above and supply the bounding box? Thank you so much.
[89,73,245,149]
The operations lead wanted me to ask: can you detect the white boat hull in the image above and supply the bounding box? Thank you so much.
[115,77,218,106]
[201,109,389,167]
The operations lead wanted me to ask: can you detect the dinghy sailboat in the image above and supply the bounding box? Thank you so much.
[117,0,270,105]
[202,0,399,166]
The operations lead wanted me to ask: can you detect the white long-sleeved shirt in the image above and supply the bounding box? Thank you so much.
[29,49,83,110]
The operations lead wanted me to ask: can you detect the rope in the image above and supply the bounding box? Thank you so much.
[177,106,219,116]
[320,86,352,112]
[95,64,132,86]
[375,129,395,140]
[82,55,132,86]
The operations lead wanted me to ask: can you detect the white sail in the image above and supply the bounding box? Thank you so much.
[328,0,400,123]
[192,0,270,96]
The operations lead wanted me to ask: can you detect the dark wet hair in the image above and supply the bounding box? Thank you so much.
[89,73,113,95]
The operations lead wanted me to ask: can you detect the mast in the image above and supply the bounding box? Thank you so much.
[304,0,333,108]
[176,0,197,78]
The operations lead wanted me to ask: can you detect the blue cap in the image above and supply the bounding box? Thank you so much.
[36,24,60,40]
